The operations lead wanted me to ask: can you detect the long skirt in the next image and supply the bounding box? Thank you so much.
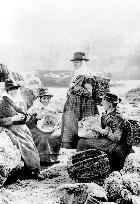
[30,127,61,164]
[7,124,40,170]
[77,138,128,171]
[61,94,99,149]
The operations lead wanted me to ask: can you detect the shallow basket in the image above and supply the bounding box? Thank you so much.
[67,149,110,185]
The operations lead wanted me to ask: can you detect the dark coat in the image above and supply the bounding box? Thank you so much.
[0,96,40,170]
[77,110,132,171]
[26,110,61,163]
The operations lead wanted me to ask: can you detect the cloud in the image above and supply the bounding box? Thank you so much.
[0,0,140,72]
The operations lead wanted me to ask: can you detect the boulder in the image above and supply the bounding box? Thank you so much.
[56,182,107,204]
[121,150,140,175]
[104,169,140,203]
[0,130,23,187]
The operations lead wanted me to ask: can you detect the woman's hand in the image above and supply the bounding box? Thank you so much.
[91,125,110,135]
[11,113,25,122]
[84,83,93,95]
[102,127,110,135]
[36,113,43,120]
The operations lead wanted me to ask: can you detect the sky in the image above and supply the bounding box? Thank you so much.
[0,0,140,73]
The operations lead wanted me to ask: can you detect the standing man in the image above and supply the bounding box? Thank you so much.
[61,52,99,149]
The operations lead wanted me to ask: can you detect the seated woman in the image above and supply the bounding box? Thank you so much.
[27,87,61,165]
[0,78,44,180]
[77,92,133,171]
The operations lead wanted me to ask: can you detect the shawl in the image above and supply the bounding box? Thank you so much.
[27,98,58,117]
[70,61,92,86]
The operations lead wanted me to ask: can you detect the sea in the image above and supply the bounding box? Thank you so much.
[48,79,140,121]
[48,79,140,98]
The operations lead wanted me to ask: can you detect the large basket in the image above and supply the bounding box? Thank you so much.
[128,119,140,146]
[67,149,110,185]
[94,76,110,105]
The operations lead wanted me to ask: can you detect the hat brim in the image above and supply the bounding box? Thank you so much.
[5,85,21,91]
[101,96,120,104]
[70,59,89,61]
[38,94,53,97]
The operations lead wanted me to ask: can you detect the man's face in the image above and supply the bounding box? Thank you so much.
[72,60,82,70]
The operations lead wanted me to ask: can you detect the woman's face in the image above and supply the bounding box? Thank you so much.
[73,60,82,70]
[8,88,19,98]
[102,98,112,111]
[40,95,51,106]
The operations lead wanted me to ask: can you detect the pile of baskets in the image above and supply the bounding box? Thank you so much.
[129,119,140,146]
[67,149,110,185]
[94,76,110,105]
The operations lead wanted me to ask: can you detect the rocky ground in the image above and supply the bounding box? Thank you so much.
[1,149,76,204]
[0,84,140,204]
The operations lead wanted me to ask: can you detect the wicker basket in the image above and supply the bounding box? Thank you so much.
[128,119,140,146]
[94,76,110,105]
[67,149,110,185]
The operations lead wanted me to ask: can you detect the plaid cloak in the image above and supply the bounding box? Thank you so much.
[61,75,99,149]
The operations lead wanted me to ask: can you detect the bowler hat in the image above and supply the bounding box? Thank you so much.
[70,52,89,61]
[37,87,53,98]
[5,78,20,91]
[103,92,121,104]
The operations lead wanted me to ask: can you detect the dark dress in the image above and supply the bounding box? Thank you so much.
[77,110,133,171]
[61,75,99,149]
[27,112,61,164]
[0,96,40,171]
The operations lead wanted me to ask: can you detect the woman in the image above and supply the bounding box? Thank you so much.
[27,87,61,165]
[0,78,44,180]
[77,92,133,171]
[61,52,99,149]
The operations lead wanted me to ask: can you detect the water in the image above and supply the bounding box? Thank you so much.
[48,80,140,98]
[110,80,140,96]
[48,80,140,121]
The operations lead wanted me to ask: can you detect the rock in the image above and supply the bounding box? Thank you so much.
[121,173,140,196]
[104,169,140,203]
[131,195,140,204]
[41,161,74,187]
[56,182,107,204]
[0,130,23,187]
[0,188,25,204]
[121,151,140,175]
[20,87,36,109]
[102,203,115,204]
[104,171,124,201]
